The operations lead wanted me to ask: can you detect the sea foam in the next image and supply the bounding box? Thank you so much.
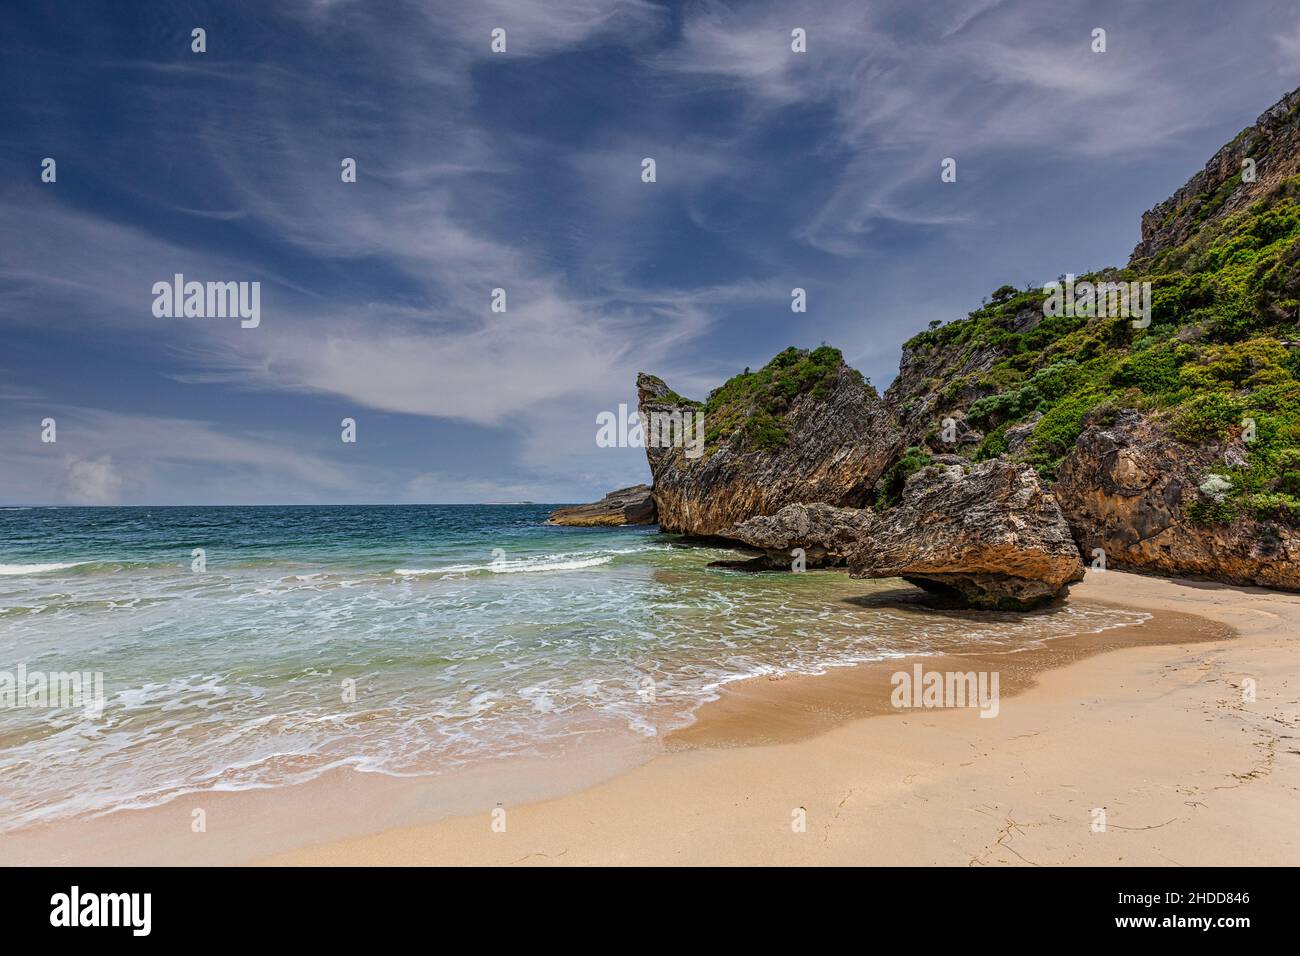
[0,562,86,575]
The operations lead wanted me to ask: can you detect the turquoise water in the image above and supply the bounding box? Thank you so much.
[0,505,1145,829]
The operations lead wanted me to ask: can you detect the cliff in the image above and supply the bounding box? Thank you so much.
[632,83,1300,598]
[638,347,902,536]
[874,83,1300,590]
[1131,87,1300,264]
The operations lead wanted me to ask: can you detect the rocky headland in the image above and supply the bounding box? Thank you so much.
[570,85,1300,607]
[547,484,655,526]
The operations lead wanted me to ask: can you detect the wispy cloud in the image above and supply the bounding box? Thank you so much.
[2,0,1296,503]
[0,409,359,504]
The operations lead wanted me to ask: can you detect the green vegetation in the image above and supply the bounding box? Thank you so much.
[659,388,703,409]
[875,446,931,509]
[904,175,1300,525]
[700,345,862,452]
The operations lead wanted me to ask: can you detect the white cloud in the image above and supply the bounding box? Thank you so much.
[63,456,124,505]
[658,0,1281,255]
[0,411,362,505]
[1277,23,1300,66]
[433,0,667,56]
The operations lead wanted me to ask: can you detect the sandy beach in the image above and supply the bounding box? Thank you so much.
[257,570,1300,866]
[4,569,1296,867]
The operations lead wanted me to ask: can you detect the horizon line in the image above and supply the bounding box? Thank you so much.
[0,501,576,509]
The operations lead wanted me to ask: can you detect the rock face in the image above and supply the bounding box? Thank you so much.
[632,87,1300,598]
[639,356,902,537]
[726,503,874,568]
[1055,411,1300,589]
[547,484,656,526]
[1131,87,1300,264]
[726,462,1084,608]
[847,460,1085,608]
[885,336,1007,444]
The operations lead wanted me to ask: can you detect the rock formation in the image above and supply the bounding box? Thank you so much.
[1055,410,1300,589]
[1130,87,1300,264]
[621,84,1300,600]
[638,348,902,536]
[726,502,874,568]
[547,484,656,526]
[847,460,1083,608]
[725,461,1083,607]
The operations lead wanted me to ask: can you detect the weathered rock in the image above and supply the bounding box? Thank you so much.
[547,484,656,527]
[639,356,902,536]
[885,339,1005,443]
[1002,412,1042,456]
[631,87,1300,601]
[1054,411,1300,589]
[923,411,982,454]
[726,503,874,568]
[847,459,1085,608]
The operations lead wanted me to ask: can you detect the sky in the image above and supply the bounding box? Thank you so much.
[1,0,1298,505]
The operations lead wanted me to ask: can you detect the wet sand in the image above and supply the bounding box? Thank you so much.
[6,570,1298,866]
[259,570,1300,865]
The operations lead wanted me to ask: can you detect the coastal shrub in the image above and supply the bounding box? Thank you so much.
[1242,492,1300,524]
[741,410,790,451]
[873,180,1300,521]
[979,361,1025,392]
[1198,473,1234,502]
[966,360,1081,431]
[875,446,931,510]
[1186,498,1238,527]
[967,387,1034,430]
[1028,392,1105,475]
[990,284,1019,304]
[1275,448,1300,496]
[1111,342,1182,396]
[660,388,703,408]
[702,346,852,451]
[1180,338,1291,390]
[1028,359,1084,403]
[1170,391,1245,443]
[974,423,1009,461]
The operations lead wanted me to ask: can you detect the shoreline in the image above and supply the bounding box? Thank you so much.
[258,570,1299,865]
[663,596,1224,753]
[4,569,1297,865]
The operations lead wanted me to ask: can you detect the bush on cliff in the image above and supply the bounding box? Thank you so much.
[902,175,1300,525]
[701,346,862,452]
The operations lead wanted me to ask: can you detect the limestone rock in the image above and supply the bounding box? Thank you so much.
[848,459,1085,608]
[725,503,874,568]
[639,353,902,536]
[1055,411,1300,589]
[1131,86,1300,264]
[547,484,656,527]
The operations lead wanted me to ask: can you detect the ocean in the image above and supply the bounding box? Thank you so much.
[0,504,1145,830]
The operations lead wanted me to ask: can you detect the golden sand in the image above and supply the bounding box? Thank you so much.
[6,570,1298,866]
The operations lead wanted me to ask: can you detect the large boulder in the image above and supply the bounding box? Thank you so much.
[726,502,874,568]
[547,484,656,527]
[639,348,902,536]
[1054,410,1300,589]
[847,459,1085,609]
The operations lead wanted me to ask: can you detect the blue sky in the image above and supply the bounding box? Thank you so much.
[2,0,1298,505]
